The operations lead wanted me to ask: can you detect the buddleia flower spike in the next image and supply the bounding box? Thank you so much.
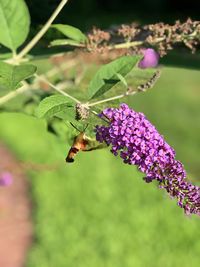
[95,104,200,215]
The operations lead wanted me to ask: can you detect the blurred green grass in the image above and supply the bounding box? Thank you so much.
[0,66,200,267]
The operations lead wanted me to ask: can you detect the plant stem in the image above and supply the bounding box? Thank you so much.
[88,92,136,107]
[0,84,29,106]
[112,41,143,49]
[15,0,69,62]
[34,74,106,121]
[0,76,78,106]
[35,74,81,103]
[112,37,165,50]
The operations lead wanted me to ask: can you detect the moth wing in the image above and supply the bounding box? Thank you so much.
[83,136,107,151]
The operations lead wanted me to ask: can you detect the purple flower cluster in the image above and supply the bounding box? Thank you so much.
[96,104,200,215]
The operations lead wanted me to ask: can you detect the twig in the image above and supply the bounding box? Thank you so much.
[88,93,128,107]
[0,84,29,106]
[0,76,75,106]
[13,0,69,63]
[34,74,81,103]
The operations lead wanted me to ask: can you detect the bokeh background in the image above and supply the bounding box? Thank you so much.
[0,1,200,267]
[26,0,200,27]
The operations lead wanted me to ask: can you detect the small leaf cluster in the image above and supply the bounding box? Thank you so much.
[0,0,36,96]
[36,55,143,120]
[0,0,160,144]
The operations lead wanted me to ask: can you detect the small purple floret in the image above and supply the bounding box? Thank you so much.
[0,172,13,186]
[138,48,159,69]
[96,104,200,215]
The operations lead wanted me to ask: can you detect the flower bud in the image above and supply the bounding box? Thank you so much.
[0,172,13,186]
[138,48,159,69]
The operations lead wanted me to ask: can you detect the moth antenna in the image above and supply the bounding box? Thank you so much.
[83,124,89,132]
[70,122,88,133]
[70,122,82,133]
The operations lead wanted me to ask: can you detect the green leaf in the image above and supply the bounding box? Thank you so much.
[36,95,74,119]
[0,61,37,91]
[89,68,161,109]
[0,53,13,60]
[116,73,128,88]
[55,108,77,122]
[51,24,87,43]
[0,0,30,51]
[49,39,82,47]
[88,55,142,99]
